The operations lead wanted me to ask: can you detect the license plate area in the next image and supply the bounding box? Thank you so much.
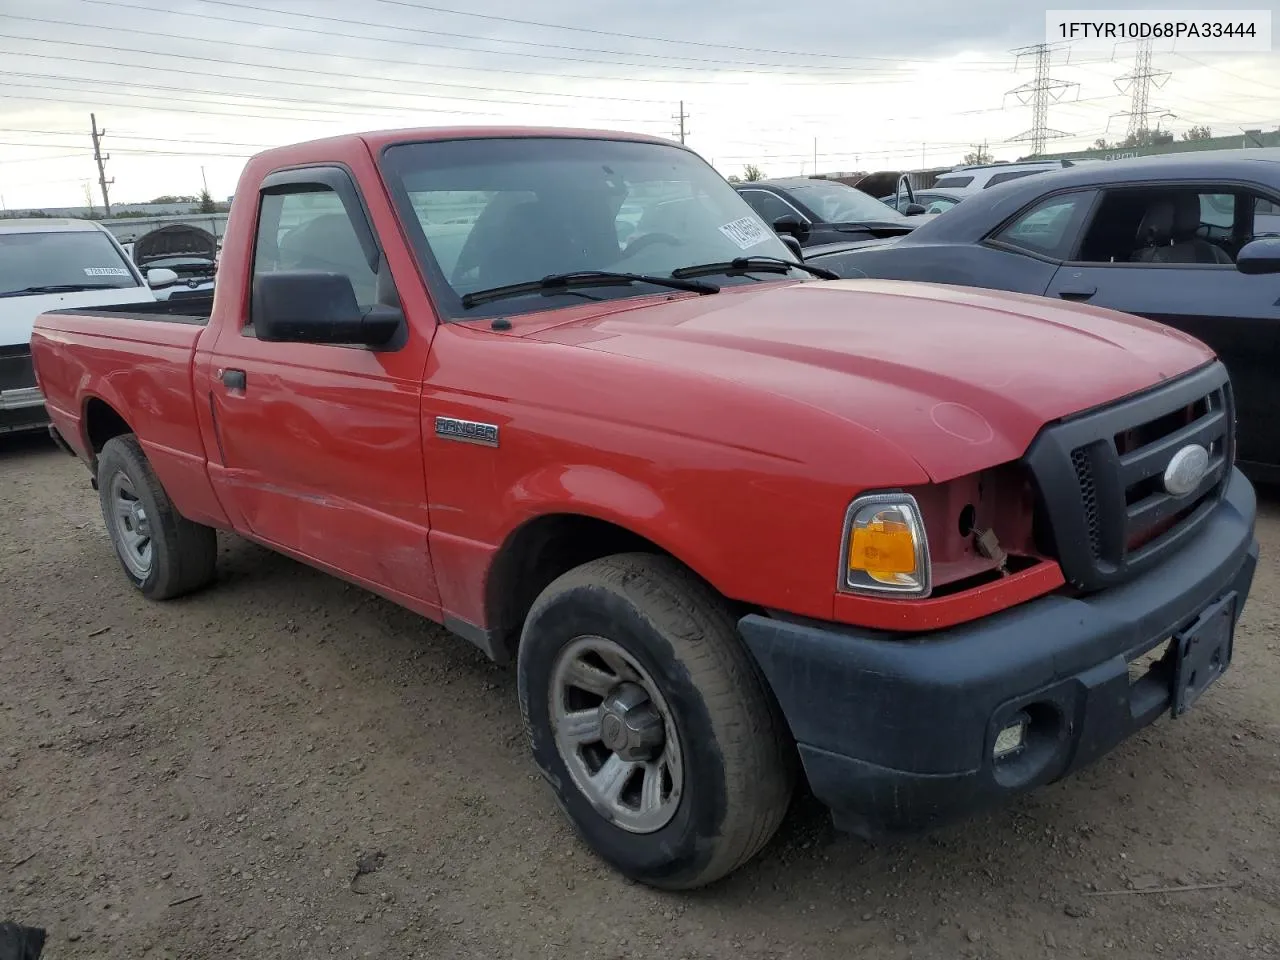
[1171,593,1236,717]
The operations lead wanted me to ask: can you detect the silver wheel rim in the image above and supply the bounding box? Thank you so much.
[549,636,684,834]
[108,471,153,579]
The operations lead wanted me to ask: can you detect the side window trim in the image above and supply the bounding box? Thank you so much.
[259,165,383,275]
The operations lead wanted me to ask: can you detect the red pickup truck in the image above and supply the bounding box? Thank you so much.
[31,127,1259,890]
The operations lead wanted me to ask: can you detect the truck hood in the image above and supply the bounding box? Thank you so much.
[528,278,1215,482]
[0,286,155,347]
[131,224,218,267]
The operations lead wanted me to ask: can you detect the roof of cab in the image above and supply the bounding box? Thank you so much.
[0,218,110,234]
[247,125,683,165]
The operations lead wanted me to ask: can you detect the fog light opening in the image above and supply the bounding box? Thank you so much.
[994,712,1030,761]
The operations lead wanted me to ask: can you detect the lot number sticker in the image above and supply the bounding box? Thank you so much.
[84,267,131,276]
[718,216,771,250]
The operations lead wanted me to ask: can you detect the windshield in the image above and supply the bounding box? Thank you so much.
[0,230,140,296]
[783,180,908,224]
[381,136,802,318]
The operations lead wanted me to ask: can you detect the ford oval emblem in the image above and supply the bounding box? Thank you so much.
[1163,444,1210,498]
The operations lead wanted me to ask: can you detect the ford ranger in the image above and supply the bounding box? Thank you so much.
[30,127,1259,890]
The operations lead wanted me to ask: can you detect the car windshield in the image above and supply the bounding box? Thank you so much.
[783,180,908,224]
[0,230,140,296]
[380,136,803,317]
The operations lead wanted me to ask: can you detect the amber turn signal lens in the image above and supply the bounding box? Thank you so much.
[848,517,917,578]
[841,495,930,596]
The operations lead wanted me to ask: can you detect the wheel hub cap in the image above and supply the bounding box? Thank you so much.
[107,471,154,579]
[599,683,665,761]
[549,636,684,834]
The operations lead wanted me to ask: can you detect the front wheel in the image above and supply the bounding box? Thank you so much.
[517,553,796,889]
[97,434,217,600]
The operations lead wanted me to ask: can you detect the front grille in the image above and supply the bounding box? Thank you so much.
[0,344,35,393]
[1025,362,1234,592]
[166,286,213,301]
[1070,447,1103,558]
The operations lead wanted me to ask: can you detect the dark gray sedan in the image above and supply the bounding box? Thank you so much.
[809,150,1280,479]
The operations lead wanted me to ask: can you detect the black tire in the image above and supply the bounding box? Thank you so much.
[96,434,217,600]
[517,552,796,890]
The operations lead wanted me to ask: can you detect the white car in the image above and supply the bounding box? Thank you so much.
[929,159,1100,197]
[0,219,161,436]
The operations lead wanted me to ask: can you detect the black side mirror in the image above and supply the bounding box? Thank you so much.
[252,271,401,346]
[1236,237,1280,275]
[772,215,811,243]
[780,234,804,259]
[904,203,928,216]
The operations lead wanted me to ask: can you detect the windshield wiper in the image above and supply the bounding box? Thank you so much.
[0,283,125,298]
[832,222,915,235]
[670,256,839,281]
[460,270,719,308]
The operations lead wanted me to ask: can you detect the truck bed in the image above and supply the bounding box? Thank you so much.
[48,294,213,326]
[31,297,225,529]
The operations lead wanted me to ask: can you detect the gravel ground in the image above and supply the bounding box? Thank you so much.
[2,432,1278,960]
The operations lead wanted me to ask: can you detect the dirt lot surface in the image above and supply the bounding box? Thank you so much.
[2,433,1278,960]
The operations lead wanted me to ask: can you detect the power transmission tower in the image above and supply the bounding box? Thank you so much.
[1004,43,1078,156]
[671,101,688,144]
[90,113,114,217]
[1114,39,1171,140]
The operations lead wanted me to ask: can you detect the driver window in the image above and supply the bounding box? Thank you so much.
[1073,187,1258,265]
[738,189,796,224]
[253,188,378,311]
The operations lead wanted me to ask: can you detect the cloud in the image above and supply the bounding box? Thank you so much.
[1,0,1278,206]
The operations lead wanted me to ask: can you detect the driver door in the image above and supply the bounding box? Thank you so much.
[206,166,440,606]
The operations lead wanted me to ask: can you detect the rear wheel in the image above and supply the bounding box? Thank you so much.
[97,434,217,600]
[517,553,795,890]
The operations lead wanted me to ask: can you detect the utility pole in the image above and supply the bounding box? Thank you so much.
[90,113,113,217]
[1005,43,1077,156]
[201,165,209,195]
[671,101,688,145]
[813,137,817,176]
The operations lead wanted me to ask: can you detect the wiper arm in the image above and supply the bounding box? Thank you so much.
[460,270,719,308]
[670,256,839,281]
[832,222,914,235]
[0,283,124,298]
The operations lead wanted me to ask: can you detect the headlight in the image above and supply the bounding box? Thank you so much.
[839,492,931,597]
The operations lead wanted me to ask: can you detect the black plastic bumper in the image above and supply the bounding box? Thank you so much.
[0,399,50,436]
[739,468,1259,838]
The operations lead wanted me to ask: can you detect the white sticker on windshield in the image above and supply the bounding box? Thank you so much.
[718,216,770,250]
[84,267,131,277]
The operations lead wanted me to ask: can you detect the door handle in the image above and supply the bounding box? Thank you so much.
[1056,283,1097,301]
[220,368,246,391]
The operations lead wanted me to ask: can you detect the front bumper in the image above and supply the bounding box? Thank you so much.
[739,468,1258,838]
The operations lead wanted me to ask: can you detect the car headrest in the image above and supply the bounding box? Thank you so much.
[1171,192,1203,238]
[1135,198,1175,247]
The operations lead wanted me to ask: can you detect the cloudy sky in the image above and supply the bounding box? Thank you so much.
[1,0,1278,208]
